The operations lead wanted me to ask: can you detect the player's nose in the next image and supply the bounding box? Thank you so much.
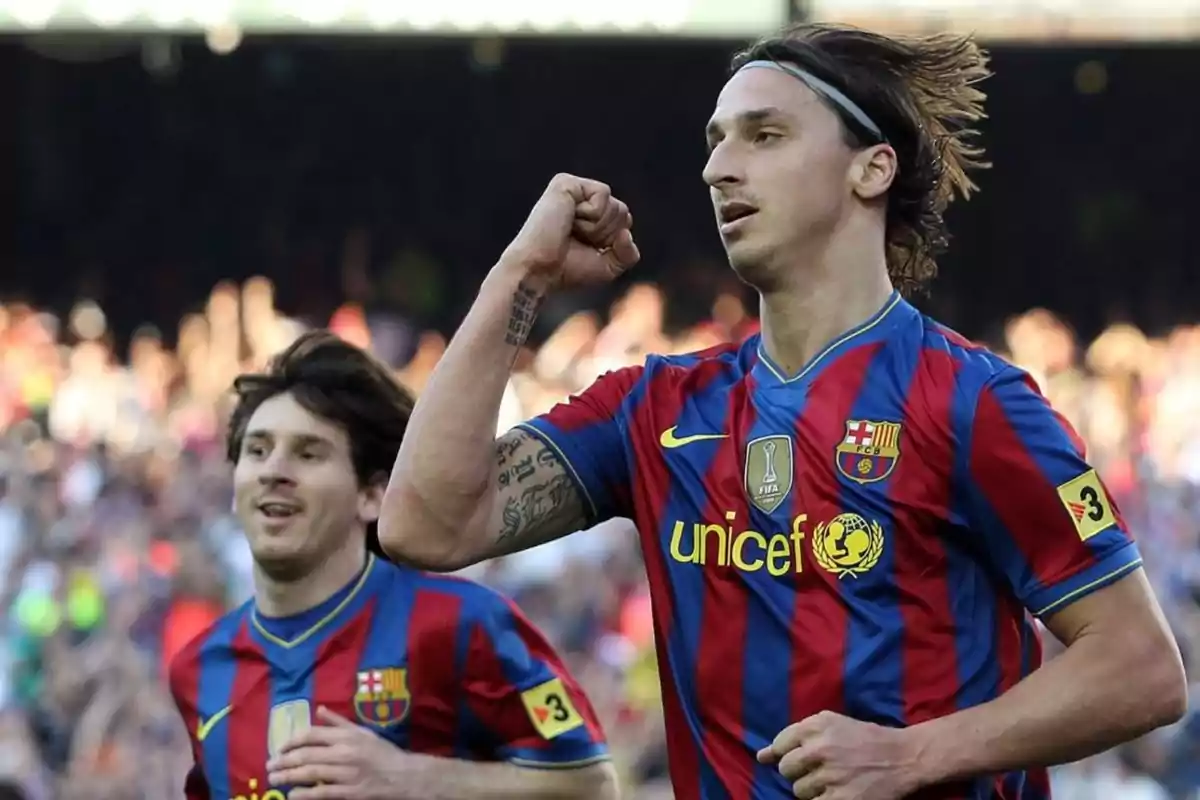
[702,141,744,190]
[256,452,298,486]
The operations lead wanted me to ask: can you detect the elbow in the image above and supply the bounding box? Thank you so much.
[377,483,484,572]
[1126,631,1189,731]
[576,761,620,800]
[1146,653,1189,729]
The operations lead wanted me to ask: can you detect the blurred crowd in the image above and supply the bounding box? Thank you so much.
[0,277,1196,799]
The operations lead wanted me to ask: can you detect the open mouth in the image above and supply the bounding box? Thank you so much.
[719,202,758,230]
[256,501,302,520]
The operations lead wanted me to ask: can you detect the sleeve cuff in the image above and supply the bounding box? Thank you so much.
[1027,540,1143,617]
[503,743,611,770]
[515,421,600,520]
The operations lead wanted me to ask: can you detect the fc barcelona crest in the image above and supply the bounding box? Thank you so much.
[355,668,411,729]
[745,435,794,514]
[835,420,902,484]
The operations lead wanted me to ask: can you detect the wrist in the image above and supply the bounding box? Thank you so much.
[489,253,556,296]
[378,750,433,800]
[903,715,965,788]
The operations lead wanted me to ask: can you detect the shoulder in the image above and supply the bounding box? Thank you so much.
[403,569,519,631]
[913,316,1010,379]
[166,602,249,696]
[645,339,747,376]
[640,339,751,395]
[906,314,1037,402]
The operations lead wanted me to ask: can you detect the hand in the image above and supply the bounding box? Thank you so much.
[757,711,925,800]
[501,173,640,289]
[267,706,418,799]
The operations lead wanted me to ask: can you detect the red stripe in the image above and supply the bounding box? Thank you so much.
[407,589,465,756]
[971,384,1100,587]
[932,323,983,351]
[462,618,547,753]
[542,366,646,434]
[626,361,729,800]
[788,345,879,723]
[995,595,1026,695]
[887,348,976,800]
[692,373,758,800]
[225,622,271,788]
[892,348,961,725]
[168,639,211,799]
[503,597,607,743]
[986,596,1028,800]
[313,601,376,723]
[985,597,1032,800]
[168,643,203,754]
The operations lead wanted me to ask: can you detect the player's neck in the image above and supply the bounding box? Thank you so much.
[757,235,893,376]
[253,541,368,618]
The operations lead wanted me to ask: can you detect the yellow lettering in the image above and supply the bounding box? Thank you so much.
[732,529,766,570]
[228,778,291,800]
[765,534,791,575]
[789,514,808,576]
[698,523,727,567]
[669,514,808,576]
[669,520,697,563]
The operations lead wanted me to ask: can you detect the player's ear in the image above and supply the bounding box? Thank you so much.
[357,473,387,524]
[848,143,897,201]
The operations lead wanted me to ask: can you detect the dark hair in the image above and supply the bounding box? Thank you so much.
[732,22,990,295]
[226,330,415,557]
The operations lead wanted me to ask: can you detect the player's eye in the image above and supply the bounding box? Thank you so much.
[244,442,268,458]
[753,130,782,145]
[298,449,322,462]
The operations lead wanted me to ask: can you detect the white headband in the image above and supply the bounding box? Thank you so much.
[737,59,885,142]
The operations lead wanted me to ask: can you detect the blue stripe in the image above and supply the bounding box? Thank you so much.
[452,602,477,759]
[657,381,735,800]
[356,571,415,748]
[942,346,1003,715]
[942,537,1001,711]
[265,646,309,795]
[838,339,919,727]
[197,613,245,797]
[740,389,808,800]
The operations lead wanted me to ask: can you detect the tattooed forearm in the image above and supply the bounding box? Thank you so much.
[497,471,578,544]
[504,280,543,347]
[490,430,588,554]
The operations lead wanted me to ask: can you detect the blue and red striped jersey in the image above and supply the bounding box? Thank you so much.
[168,554,608,800]
[521,291,1140,800]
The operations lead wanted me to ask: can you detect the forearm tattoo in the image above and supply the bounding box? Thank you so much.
[494,434,582,546]
[504,280,543,347]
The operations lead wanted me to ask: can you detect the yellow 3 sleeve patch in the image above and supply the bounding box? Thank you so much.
[1056,469,1116,541]
[519,678,584,740]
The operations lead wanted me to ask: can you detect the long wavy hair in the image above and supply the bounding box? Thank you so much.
[732,23,991,295]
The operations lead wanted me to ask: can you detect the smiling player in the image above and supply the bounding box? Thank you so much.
[168,331,616,799]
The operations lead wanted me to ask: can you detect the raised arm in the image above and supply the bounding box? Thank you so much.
[379,174,639,570]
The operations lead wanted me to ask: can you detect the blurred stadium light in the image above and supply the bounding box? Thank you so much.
[0,0,786,35]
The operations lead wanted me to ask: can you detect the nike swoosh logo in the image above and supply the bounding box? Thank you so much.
[197,705,232,741]
[659,426,729,449]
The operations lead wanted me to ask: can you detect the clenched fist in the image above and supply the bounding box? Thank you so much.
[501,173,640,289]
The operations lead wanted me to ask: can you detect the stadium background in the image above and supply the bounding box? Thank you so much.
[0,0,1198,796]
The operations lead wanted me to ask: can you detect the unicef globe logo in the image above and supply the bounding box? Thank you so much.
[812,513,884,578]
